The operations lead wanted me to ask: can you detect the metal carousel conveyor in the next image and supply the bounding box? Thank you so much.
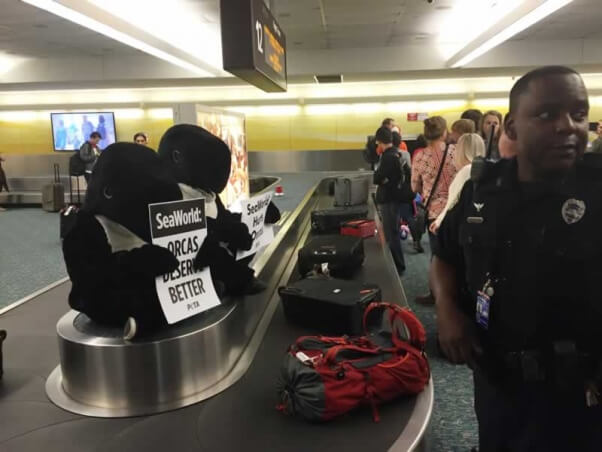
[0,176,433,452]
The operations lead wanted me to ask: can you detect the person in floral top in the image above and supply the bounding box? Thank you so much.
[411,116,457,304]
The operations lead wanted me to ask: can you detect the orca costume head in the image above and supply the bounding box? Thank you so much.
[84,142,181,242]
[158,124,231,194]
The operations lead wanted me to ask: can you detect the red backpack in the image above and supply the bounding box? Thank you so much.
[276,302,430,422]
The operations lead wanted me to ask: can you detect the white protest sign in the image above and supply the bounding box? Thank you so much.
[149,198,220,324]
[237,191,275,260]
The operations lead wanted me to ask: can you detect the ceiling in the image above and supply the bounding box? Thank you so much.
[274,0,602,51]
[0,0,601,86]
[0,0,142,57]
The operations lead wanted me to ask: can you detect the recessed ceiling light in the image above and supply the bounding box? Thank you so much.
[33,23,48,28]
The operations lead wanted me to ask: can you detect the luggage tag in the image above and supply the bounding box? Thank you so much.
[476,279,494,330]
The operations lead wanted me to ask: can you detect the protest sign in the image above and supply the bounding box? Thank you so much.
[149,198,220,324]
[236,192,275,260]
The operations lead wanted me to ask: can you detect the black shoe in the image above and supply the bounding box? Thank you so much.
[244,277,267,295]
[413,241,424,253]
[415,293,435,306]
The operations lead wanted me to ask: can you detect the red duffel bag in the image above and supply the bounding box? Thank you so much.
[276,302,430,422]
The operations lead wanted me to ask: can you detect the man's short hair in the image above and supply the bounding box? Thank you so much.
[90,131,101,139]
[392,131,402,148]
[451,119,475,135]
[133,132,148,141]
[509,65,580,114]
[460,109,483,130]
[381,118,395,127]
[375,126,393,144]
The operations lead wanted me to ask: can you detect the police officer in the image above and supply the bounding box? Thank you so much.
[432,66,602,451]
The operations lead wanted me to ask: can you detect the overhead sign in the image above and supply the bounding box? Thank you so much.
[149,198,221,324]
[221,0,287,92]
[407,113,429,121]
[236,192,275,260]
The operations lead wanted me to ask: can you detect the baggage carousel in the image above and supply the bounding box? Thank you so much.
[0,176,433,452]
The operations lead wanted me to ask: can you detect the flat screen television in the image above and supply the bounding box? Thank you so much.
[51,112,116,151]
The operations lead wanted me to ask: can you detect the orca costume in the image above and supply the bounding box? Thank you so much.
[158,124,264,296]
[62,143,182,336]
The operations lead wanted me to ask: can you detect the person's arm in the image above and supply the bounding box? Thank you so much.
[411,152,424,194]
[373,153,390,185]
[431,186,481,366]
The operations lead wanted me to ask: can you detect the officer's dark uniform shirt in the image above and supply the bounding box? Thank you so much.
[436,155,602,360]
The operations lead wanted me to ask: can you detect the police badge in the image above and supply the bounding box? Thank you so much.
[561,198,586,225]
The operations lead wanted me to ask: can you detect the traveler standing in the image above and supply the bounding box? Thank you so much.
[480,110,503,160]
[432,133,485,231]
[411,116,457,304]
[461,109,483,132]
[0,154,9,193]
[373,126,411,274]
[433,66,602,451]
[79,132,101,183]
[134,132,149,146]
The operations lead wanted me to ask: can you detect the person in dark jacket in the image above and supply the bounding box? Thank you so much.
[373,126,412,274]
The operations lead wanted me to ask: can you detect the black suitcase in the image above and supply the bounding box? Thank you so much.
[311,206,369,234]
[298,235,364,278]
[279,277,381,335]
[60,174,81,239]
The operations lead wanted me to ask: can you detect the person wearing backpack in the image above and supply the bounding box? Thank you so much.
[373,127,414,274]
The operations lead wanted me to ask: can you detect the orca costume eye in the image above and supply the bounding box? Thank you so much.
[103,186,113,200]
[173,149,182,164]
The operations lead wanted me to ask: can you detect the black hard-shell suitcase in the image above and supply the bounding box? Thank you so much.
[298,235,364,278]
[279,277,381,335]
[311,206,369,234]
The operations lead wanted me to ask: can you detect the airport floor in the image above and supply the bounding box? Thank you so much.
[0,171,477,451]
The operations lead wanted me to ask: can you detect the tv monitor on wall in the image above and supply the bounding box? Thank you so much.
[51,112,116,151]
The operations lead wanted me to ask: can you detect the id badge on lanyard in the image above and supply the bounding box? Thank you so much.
[476,278,494,330]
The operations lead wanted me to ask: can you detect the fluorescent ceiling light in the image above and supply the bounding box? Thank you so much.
[20,0,218,76]
[448,0,574,68]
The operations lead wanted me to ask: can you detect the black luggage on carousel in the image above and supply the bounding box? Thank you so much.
[298,234,364,278]
[279,277,381,335]
[310,206,369,234]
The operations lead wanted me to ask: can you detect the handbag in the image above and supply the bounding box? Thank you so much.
[414,144,449,236]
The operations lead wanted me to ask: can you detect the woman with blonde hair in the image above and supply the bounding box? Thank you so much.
[433,133,486,230]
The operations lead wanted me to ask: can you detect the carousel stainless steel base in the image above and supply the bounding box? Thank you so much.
[46,175,314,418]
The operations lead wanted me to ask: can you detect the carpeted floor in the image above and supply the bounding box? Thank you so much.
[0,207,66,308]
[400,234,479,452]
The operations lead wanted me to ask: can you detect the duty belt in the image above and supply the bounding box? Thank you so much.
[501,341,600,387]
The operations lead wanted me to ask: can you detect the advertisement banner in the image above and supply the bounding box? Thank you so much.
[149,198,220,324]
[236,191,275,260]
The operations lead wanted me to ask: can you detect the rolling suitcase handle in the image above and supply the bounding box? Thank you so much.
[53,163,60,184]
